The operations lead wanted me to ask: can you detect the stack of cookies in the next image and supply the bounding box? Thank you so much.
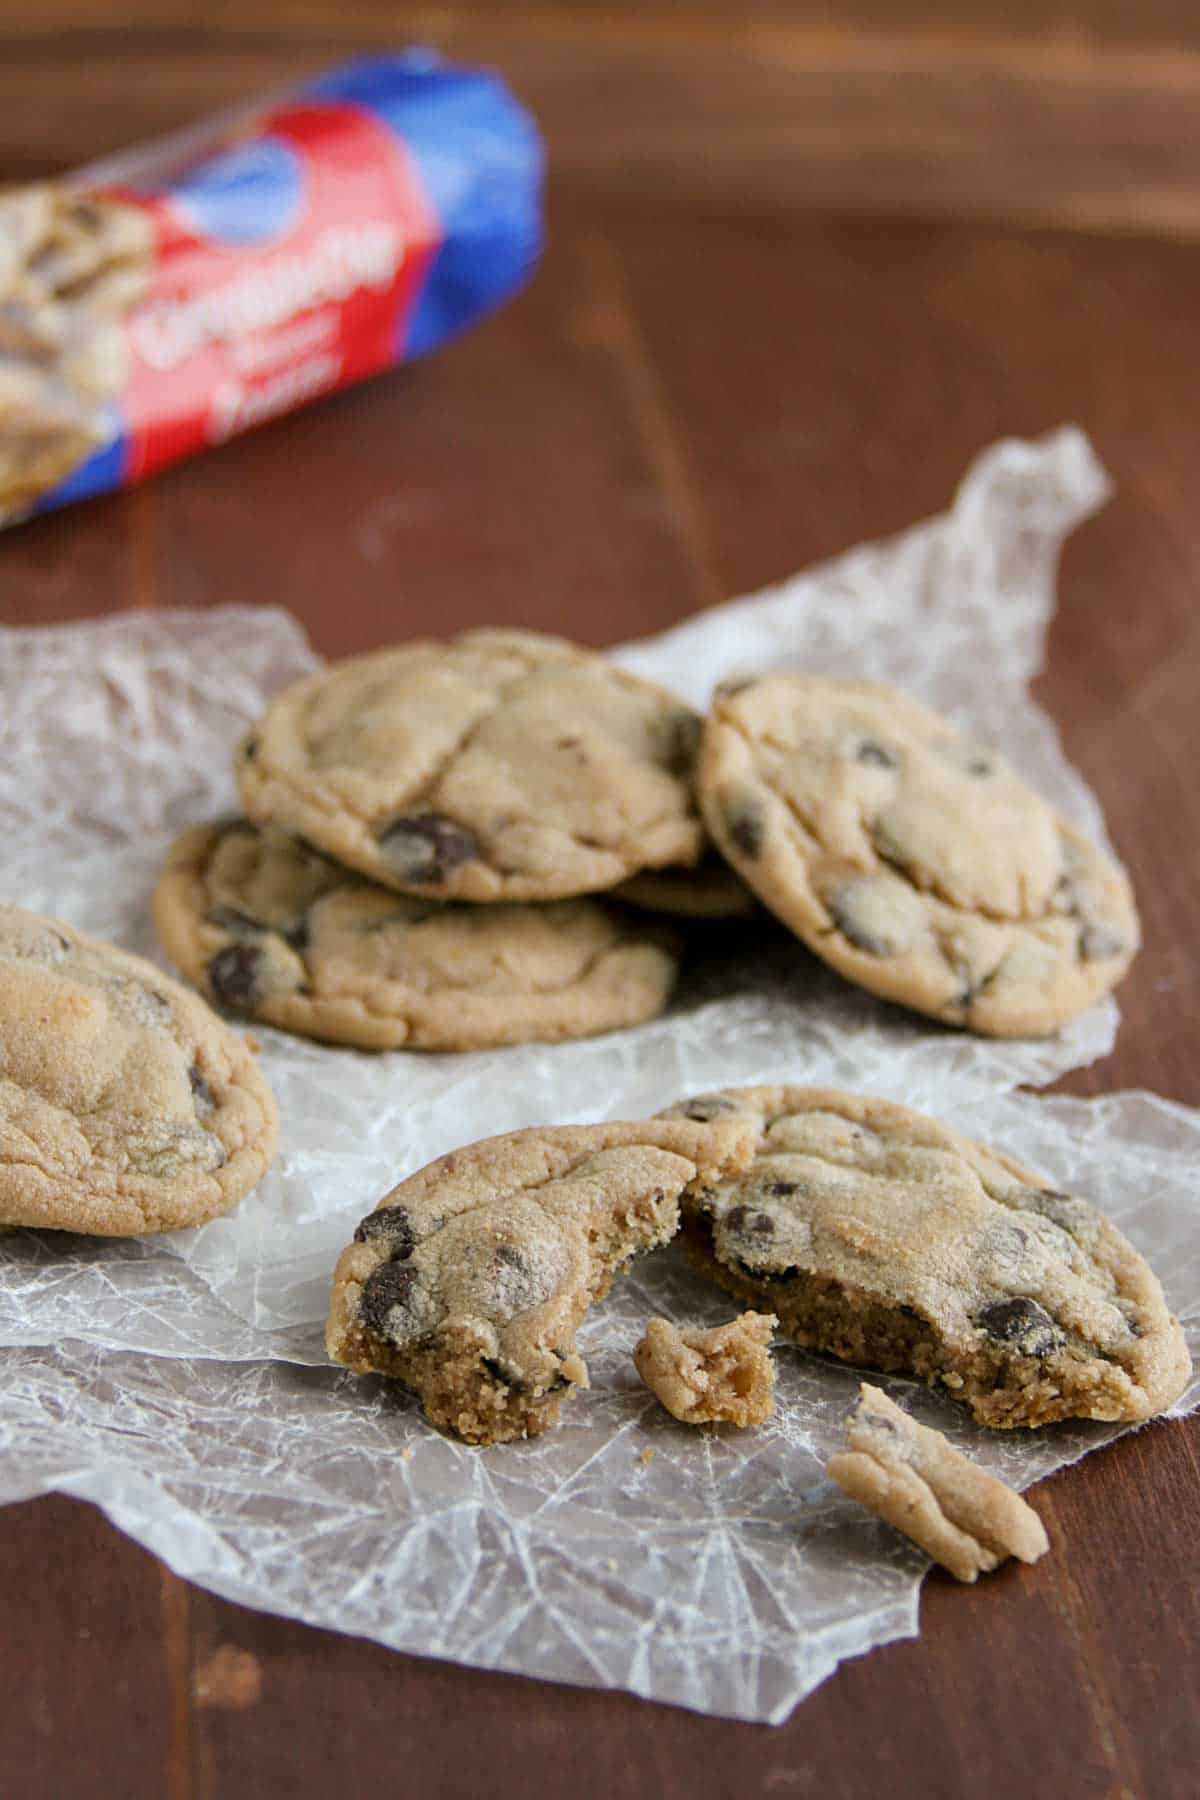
[152,629,718,1053]
[150,626,1140,1054]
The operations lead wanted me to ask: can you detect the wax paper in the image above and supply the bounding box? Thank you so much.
[1,427,1196,1724]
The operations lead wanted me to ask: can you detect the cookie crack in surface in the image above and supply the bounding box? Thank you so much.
[297,655,685,868]
[468,1141,692,1220]
[726,715,1073,932]
[247,662,529,842]
[403,670,536,820]
[868,824,1050,926]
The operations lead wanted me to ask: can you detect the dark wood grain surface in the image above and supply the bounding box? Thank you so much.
[2,6,1198,1796]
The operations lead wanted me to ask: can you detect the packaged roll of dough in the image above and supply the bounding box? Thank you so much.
[0,52,543,525]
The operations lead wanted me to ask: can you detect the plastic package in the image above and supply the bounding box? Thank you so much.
[0,53,543,524]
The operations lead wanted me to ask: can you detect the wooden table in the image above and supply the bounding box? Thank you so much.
[2,6,1198,1796]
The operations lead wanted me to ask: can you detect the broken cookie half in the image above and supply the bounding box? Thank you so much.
[634,1312,777,1427]
[326,1115,755,1445]
[660,1085,1191,1429]
[828,1384,1049,1582]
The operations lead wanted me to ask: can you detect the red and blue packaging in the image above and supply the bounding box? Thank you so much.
[1,53,543,525]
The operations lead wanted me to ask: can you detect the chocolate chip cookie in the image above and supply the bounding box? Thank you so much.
[633,1311,777,1426]
[153,819,682,1052]
[237,630,706,904]
[0,904,278,1235]
[326,1115,756,1444]
[660,1086,1190,1428]
[698,676,1139,1036]
[828,1384,1049,1582]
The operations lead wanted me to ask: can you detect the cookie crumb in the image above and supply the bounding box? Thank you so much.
[827,1384,1049,1583]
[634,1312,776,1427]
[639,1447,656,1467]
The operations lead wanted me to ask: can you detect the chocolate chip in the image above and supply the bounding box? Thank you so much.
[359,1261,418,1339]
[481,1355,532,1395]
[208,902,310,951]
[989,1223,1031,1265]
[283,916,311,952]
[828,888,891,957]
[378,813,479,883]
[354,1204,415,1257]
[977,1296,1064,1357]
[725,797,765,859]
[1118,1303,1144,1339]
[763,1181,798,1198]
[949,957,993,1015]
[1079,922,1127,962]
[856,741,897,769]
[240,734,260,762]
[189,1065,215,1118]
[725,1206,775,1237]
[966,755,993,777]
[1024,1187,1089,1235]
[207,944,264,1013]
[662,709,703,778]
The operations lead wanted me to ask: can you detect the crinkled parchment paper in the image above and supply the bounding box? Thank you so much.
[1,428,1196,1723]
